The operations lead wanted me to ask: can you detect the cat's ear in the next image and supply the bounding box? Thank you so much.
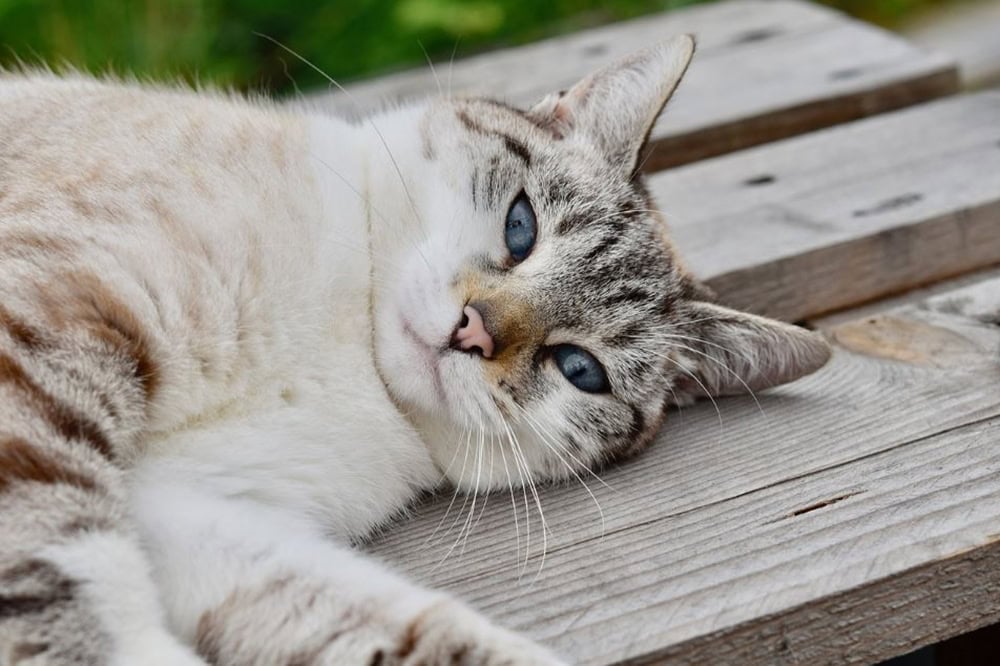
[669,302,832,404]
[527,35,695,176]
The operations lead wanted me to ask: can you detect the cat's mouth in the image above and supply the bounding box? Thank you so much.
[400,317,448,407]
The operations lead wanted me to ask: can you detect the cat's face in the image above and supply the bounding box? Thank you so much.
[371,37,830,491]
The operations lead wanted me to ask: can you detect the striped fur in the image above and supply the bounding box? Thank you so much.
[1,37,828,664]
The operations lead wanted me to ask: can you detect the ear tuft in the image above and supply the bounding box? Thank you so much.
[670,302,831,404]
[527,35,695,176]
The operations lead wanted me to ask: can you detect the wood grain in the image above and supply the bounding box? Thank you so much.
[307,0,957,171]
[651,91,1000,322]
[812,266,1000,329]
[368,276,1000,664]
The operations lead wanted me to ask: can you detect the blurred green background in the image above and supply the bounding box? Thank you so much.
[0,0,968,95]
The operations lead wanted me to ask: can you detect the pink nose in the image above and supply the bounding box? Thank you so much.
[453,305,495,358]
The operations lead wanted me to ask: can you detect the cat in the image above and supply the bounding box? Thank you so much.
[0,35,831,665]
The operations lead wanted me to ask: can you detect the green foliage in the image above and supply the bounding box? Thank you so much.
[0,0,958,96]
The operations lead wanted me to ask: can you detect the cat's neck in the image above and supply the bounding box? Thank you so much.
[309,104,445,479]
[307,103,432,315]
[315,103,449,436]
[355,105,434,276]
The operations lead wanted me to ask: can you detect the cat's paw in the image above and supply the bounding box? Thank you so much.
[393,599,567,666]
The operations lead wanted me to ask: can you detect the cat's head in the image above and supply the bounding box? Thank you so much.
[369,37,830,490]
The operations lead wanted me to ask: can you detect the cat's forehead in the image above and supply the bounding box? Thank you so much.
[434,97,575,166]
[439,96,686,328]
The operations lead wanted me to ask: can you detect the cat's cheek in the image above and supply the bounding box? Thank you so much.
[374,336,434,412]
[389,248,465,345]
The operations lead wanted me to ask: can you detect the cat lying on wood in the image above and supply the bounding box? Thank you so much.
[0,36,828,664]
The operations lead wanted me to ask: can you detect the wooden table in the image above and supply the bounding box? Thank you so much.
[317,1,1000,663]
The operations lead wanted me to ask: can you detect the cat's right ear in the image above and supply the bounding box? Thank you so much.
[526,36,695,177]
[668,301,832,405]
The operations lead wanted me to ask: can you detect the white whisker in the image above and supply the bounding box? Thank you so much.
[418,40,443,98]
[516,405,606,539]
[253,32,433,271]
[496,432,521,567]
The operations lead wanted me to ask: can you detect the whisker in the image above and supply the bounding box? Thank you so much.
[421,420,471,550]
[458,423,485,556]
[496,431,521,567]
[469,431,496,535]
[418,40,443,98]
[253,32,433,271]
[430,423,476,570]
[632,328,767,420]
[447,39,461,98]
[516,406,606,539]
[658,352,725,435]
[501,414,549,581]
[502,419,533,576]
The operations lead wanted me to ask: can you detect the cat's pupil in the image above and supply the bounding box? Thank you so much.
[504,192,537,262]
[552,345,610,394]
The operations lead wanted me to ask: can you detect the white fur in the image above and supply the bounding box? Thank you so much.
[41,532,206,666]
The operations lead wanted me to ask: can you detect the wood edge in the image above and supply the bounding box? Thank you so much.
[312,0,844,106]
[703,198,1000,322]
[810,266,1000,329]
[807,260,1000,326]
[620,534,1000,665]
[642,64,961,172]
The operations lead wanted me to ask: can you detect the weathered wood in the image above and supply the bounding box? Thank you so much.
[813,266,1000,329]
[369,276,1000,664]
[310,0,957,170]
[650,91,1000,322]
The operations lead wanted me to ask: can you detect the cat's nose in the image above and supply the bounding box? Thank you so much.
[451,304,495,358]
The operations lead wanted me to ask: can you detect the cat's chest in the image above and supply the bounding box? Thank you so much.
[142,127,376,431]
[140,334,436,538]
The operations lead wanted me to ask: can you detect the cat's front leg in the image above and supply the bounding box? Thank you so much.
[133,481,565,666]
[0,332,205,666]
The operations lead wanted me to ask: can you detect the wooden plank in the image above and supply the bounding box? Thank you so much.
[368,275,1000,664]
[812,266,1000,329]
[649,90,1000,322]
[309,0,957,170]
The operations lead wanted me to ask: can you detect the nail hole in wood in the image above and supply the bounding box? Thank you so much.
[853,192,923,218]
[979,313,1000,327]
[830,67,864,81]
[730,27,780,45]
[744,174,776,186]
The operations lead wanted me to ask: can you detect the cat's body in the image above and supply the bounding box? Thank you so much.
[0,38,830,664]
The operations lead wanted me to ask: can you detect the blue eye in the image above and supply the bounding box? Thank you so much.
[552,345,610,394]
[505,192,536,262]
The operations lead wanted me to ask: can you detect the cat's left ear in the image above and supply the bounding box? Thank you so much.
[669,301,832,405]
[527,35,695,177]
